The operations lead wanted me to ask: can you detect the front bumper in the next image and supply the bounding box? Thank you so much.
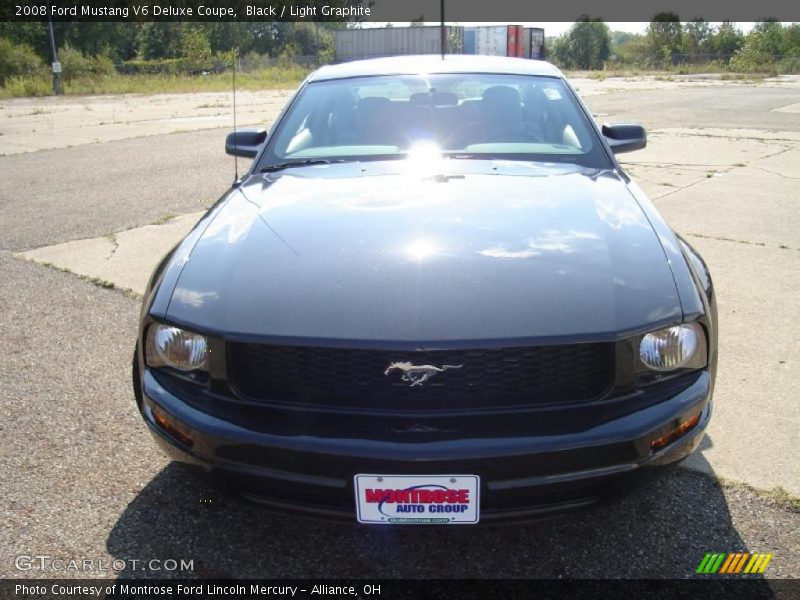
[139,369,712,523]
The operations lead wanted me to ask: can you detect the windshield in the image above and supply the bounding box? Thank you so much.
[260,73,610,170]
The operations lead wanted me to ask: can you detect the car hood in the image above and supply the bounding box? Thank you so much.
[166,161,682,344]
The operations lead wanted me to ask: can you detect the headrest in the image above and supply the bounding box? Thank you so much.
[522,86,548,108]
[357,96,394,122]
[410,92,432,106]
[431,91,459,106]
[483,86,520,109]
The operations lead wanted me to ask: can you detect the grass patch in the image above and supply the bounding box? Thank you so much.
[0,76,54,98]
[0,64,311,99]
[719,478,800,513]
[34,260,141,299]
[13,107,50,116]
[152,213,177,225]
[566,64,782,80]
[584,71,606,81]
[720,72,771,82]
[40,261,64,270]
[87,276,115,289]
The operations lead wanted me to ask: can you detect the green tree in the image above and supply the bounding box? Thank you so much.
[751,19,787,56]
[290,22,323,55]
[136,23,178,59]
[783,24,800,57]
[180,26,212,60]
[730,20,792,71]
[611,31,638,49]
[0,37,44,85]
[682,19,713,55]
[553,17,611,69]
[0,22,49,59]
[204,23,254,54]
[57,44,116,80]
[57,23,137,61]
[712,21,744,60]
[549,35,570,68]
[647,12,683,65]
[608,31,648,65]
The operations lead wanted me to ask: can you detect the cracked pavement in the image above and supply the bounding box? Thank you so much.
[1,79,799,580]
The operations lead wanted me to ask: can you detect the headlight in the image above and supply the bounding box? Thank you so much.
[145,324,208,372]
[639,323,705,372]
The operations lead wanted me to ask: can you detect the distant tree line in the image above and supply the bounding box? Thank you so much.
[549,16,800,72]
[0,22,346,84]
[2,19,799,87]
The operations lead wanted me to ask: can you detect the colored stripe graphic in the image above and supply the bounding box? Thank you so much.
[733,553,750,573]
[756,554,773,573]
[696,554,713,574]
[744,554,760,573]
[745,553,774,574]
[708,554,726,573]
[697,552,773,575]
[702,554,720,574]
[719,553,736,574]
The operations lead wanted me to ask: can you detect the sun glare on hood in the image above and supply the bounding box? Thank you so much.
[405,238,440,261]
[404,141,445,174]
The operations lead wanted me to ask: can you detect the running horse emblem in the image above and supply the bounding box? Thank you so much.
[383,362,463,387]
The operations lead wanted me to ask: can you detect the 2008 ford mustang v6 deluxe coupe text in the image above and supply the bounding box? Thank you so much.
[133,56,717,524]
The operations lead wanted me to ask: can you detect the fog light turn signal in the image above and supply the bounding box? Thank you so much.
[650,413,701,452]
[151,404,194,447]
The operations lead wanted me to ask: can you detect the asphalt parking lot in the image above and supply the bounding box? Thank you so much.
[0,77,798,581]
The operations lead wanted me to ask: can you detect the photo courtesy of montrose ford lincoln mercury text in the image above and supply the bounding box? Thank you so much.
[132,55,717,525]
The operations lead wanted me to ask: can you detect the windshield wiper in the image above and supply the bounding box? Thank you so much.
[259,158,350,173]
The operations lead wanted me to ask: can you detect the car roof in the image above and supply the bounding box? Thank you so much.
[308,55,564,82]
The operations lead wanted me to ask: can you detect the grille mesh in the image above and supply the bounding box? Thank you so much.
[227,343,614,412]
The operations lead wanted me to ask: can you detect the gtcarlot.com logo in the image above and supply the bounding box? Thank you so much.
[696,552,773,574]
[15,554,194,573]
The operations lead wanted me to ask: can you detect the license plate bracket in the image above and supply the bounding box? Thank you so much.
[354,474,480,524]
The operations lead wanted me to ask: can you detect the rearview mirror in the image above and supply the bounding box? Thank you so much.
[225,128,267,158]
[602,124,646,154]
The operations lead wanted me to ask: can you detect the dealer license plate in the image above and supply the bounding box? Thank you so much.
[354,474,480,524]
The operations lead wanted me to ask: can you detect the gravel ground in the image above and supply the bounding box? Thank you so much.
[106,465,799,579]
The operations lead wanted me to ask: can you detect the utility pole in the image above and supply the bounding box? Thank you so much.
[440,0,446,58]
[47,8,63,95]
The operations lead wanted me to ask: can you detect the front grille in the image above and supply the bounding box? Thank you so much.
[227,343,614,412]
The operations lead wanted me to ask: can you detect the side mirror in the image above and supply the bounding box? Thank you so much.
[225,128,267,158]
[602,123,646,154]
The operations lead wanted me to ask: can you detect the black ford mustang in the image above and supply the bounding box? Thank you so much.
[133,56,717,524]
